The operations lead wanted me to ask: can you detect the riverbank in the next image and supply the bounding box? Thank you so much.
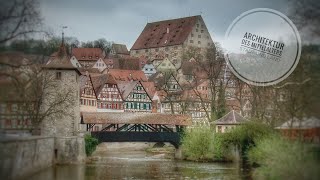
[0,135,86,179]
[26,146,247,180]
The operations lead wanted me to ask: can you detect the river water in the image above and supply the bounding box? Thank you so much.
[26,147,249,180]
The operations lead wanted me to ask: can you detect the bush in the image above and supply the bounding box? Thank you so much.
[84,134,99,156]
[212,121,274,159]
[181,126,215,161]
[248,135,320,179]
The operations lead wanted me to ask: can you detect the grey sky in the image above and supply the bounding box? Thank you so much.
[40,0,290,48]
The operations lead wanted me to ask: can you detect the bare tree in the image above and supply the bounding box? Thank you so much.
[182,44,229,123]
[0,0,43,44]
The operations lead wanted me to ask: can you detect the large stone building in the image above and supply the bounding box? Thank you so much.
[130,15,214,69]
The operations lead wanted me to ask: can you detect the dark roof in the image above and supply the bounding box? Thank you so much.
[72,48,104,61]
[112,44,130,55]
[81,112,192,126]
[215,110,247,125]
[117,81,139,99]
[91,74,108,94]
[131,15,200,50]
[141,81,157,99]
[103,56,142,70]
[78,68,101,75]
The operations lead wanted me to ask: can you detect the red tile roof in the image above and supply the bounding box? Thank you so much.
[72,48,104,61]
[141,81,157,98]
[107,69,148,82]
[131,16,200,50]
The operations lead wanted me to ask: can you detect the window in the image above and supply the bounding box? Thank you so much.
[190,40,194,43]
[155,48,159,52]
[208,43,211,46]
[218,126,222,133]
[198,35,201,38]
[201,30,204,33]
[145,49,149,53]
[136,50,139,54]
[196,29,198,32]
[165,47,169,51]
[198,41,201,44]
[191,33,194,37]
[56,72,61,80]
[196,24,199,28]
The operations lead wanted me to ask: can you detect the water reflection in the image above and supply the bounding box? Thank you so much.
[26,151,246,180]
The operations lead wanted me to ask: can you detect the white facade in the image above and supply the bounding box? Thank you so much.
[142,63,157,78]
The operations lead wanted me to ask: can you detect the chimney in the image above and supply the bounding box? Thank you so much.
[166,27,169,33]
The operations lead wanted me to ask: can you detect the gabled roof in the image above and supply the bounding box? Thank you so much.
[117,81,139,99]
[141,81,156,99]
[107,69,148,82]
[131,15,200,50]
[79,74,98,98]
[72,48,104,61]
[90,74,108,95]
[112,43,130,55]
[215,110,247,125]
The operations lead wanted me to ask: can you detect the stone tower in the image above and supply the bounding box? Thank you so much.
[41,42,81,137]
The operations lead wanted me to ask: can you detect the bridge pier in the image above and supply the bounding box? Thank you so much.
[174,147,183,159]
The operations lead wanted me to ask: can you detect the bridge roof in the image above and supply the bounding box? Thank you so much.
[81,112,192,126]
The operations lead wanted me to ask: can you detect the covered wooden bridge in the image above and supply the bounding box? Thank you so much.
[81,112,192,148]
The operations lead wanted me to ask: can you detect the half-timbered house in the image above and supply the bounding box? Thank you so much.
[93,74,124,113]
[80,72,97,112]
[118,81,152,112]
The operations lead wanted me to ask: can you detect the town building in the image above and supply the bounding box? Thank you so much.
[142,63,157,78]
[130,15,214,69]
[118,81,152,112]
[93,74,124,113]
[110,43,130,57]
[155,57,176,74]
[214,110,247,133]
[71,48,105,68]
[92,58,108,72]
[80,72,97,112]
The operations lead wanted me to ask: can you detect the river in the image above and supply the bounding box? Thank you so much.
[26,144,250,180]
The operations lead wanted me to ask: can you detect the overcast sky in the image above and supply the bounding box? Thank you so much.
[40,0,290,48]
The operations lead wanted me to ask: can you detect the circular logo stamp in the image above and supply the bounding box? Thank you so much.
[224,8,301,86]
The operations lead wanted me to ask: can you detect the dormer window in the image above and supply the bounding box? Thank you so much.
[89,56,92,59]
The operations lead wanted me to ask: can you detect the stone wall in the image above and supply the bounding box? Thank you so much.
[41,70,80,137]
[0,136,55,179]
[0,135,86,179]
[55,136,86,164]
